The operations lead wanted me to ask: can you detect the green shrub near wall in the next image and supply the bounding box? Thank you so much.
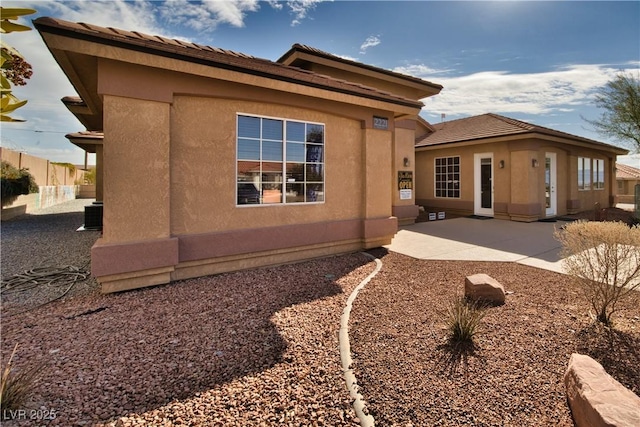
[1,161,38,207]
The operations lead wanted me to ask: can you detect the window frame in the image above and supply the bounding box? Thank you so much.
[578,157,591,191]
[434,156,461,199]
[236,113,325,207]
[593,158,605,190]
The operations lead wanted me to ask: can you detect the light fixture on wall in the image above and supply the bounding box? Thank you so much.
[403,157,410,167]
[532,159,539,168]
[499,160,505,169]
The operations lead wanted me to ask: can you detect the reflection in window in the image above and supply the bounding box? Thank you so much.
[593,159,604,190]
[237,114,324,205]
[435,156,460,198]
[578,157,591,190]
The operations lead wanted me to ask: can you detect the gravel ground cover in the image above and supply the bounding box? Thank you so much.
[349,249,640,427]
[1,199,101,314]
[1,209,373,426]
[3,200,639,426]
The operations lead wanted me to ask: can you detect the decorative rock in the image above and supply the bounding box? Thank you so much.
[464,273,505,305]
[565,353,640,427]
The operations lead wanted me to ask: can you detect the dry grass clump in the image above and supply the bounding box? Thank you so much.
[0,344,43,411]
[441,296,487,344]
[556,220,640,326]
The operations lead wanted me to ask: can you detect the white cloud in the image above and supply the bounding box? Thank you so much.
[265,0,284,10]
[287,0,326,26]
[359,35,381,55]
[393,64,453,77]
[418,64,637,117]
[29,0,163,35]
[160,0,260,32]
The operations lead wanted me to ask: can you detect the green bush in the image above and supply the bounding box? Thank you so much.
[1,161,38,207]
[441,296,487,343]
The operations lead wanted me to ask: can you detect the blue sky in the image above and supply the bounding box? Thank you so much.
[1,0,639,165]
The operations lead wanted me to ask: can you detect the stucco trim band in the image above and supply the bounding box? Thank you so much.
[363,216,398,239]
[178,218,397,263]
[172,239,363,282]
[91,219,398,291]
[392,204,419,221]
[99,267,175,294]
[508,203,541,216]
[567,199,581,212]
[91,237,179,277]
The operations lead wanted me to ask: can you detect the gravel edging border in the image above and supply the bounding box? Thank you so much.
[339,252,381,427]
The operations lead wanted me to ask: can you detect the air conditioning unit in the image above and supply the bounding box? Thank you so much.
[84,202,103,230]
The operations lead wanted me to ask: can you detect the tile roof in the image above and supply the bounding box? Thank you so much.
[616,162,640,179]
[279,43,443,92]
[415,113,628,154]
[33,17,423,109]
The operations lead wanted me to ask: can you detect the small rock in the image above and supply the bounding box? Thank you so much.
[464,273,505,305]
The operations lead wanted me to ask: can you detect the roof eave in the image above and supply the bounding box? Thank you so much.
[416,131,630,155]
[33,17,423,111]
[279,44,443,95]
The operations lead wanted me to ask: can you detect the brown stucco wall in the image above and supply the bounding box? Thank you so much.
[415,138,619,222]
[169,96,365,235]
[416,142,510,217]
[0,148,21,171]
[0,148,86,217]
[90,57,407,292]
[567,149,616,212]
[509,149,540,220]
[363,127,393,219]
[101,95,171,242]
[392,124,419,224]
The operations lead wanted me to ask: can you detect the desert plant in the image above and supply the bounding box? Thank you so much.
[0,344,43,411]
[441,296,487,343]
[1,160,37,207]
[83,167,96,185]
[555,220,640,326]
[51,162,76,177]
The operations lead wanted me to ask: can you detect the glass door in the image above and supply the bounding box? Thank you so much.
[545,153,557,216]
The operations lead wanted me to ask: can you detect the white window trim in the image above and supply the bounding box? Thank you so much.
[434,156,461,199]
[236,113,326,207]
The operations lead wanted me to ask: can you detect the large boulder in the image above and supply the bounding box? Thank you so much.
[565,353,640,427]
[464,273,505,305]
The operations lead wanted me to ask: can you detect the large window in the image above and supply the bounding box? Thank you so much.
[435,156,460,198]
[593,158,605,190]
[237,114,324,205]
[578,157,591,190]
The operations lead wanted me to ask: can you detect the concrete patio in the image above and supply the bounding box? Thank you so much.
[386,217,570,273]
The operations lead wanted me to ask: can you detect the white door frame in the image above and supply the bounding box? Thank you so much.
[545,152,557,217]
[474,153,494,217]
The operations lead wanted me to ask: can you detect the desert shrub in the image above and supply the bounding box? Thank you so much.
[83,167,96,185]
[51,162,76,177]
[1,161,38,207]
[555,220,640,326]
[441,296,487,343]
[0,345,43,411]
